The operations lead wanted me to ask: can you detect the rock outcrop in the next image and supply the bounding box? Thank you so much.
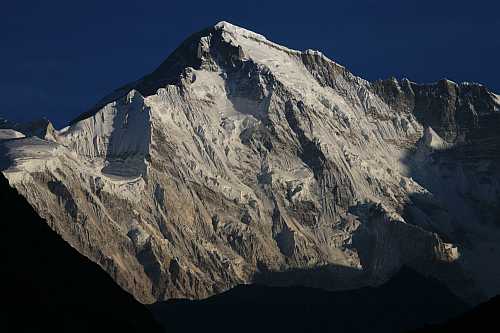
[1,21,499,304]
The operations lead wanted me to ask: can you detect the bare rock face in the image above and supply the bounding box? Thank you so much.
[1,174,162,333]
[1,22,499,304]
[372,77,500,143]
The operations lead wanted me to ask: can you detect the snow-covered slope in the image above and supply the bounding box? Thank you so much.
[1,22,499,304]
[0,129,25,140]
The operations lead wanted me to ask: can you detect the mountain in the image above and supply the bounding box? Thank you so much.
[413,294,500,333]
[149,267,467,333]
[1,21,499,306]
[0,174,162,332]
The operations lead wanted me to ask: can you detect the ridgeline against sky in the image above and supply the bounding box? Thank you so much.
[1,0,499,127]
[2,20,499,305]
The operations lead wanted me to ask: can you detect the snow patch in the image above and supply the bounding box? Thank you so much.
[494,94,500,107]
[57,89,151,161]
[422,126,449,150]
[0,129,25,140]
[215,21,269,43]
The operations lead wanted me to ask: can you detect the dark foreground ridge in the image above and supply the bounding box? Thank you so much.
[150,267,468,333]
[412,295,500,332]
[0,174,162,333]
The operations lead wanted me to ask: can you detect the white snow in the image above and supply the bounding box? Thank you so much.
[443,78,457,85]
[215,21,270,45]
[216,21,344,74]
[422,126,449,150]
[57,89,151,160]
[0,129,25,140]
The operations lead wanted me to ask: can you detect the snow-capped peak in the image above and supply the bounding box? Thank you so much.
[2,21,500,307]
[214,21,269,43]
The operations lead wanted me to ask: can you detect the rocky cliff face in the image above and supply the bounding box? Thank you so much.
[1,174,162,333]
[1,22,499,304]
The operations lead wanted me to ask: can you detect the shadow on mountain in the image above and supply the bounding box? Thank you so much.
[150,266,469,333]
[412,295,500,332]
[0,174,162,333]
[254,262,368,290]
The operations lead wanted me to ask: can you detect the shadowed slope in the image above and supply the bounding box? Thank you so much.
[413,295,500,332]
[0,174,161,333]
[150,267,468,333]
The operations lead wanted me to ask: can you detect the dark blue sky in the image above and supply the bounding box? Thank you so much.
[2,0,499,128]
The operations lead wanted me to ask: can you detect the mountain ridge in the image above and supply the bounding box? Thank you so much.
[1,21,499,306]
